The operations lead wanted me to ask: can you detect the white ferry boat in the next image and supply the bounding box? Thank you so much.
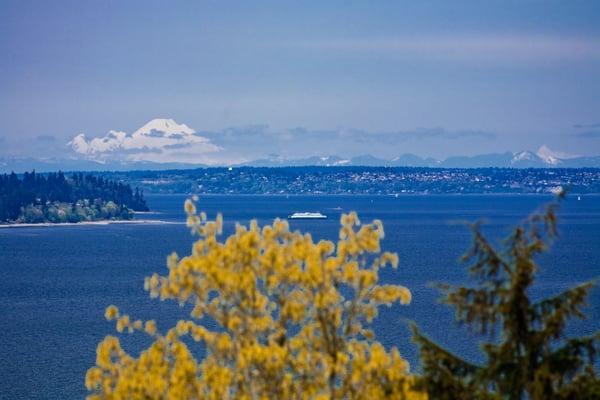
[288,212,327,220]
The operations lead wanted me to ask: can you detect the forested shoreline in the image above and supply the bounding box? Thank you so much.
[0,171,148,224]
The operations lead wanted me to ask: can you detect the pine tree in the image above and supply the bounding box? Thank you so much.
[412,193,600,399]
[0,170,148,222]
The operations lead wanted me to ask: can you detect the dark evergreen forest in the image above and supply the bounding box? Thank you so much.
[0,171,148,223]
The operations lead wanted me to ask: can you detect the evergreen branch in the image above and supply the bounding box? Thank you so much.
[439,284,501,335]
[412,193,600,399]
[546,332,600,375]
[532,281,595,339]
[462,223,511,281]
[411,323,482,399]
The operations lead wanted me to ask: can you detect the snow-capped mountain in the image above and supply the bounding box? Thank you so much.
[535,144,578,165]
[68,118,221,163]
[2,123,600,173]
[238,146,600,168]
[242,155,352,167]
[436,146,595,168]
[509,150,546,167]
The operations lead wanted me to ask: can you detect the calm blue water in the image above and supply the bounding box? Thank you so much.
[1,194,599,399]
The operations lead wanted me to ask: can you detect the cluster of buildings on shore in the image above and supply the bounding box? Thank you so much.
[109,167,600,195]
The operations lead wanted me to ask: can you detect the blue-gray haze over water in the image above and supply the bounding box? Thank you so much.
[1,194,599,399]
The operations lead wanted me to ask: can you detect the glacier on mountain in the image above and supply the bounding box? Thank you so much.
[68,118,221,163]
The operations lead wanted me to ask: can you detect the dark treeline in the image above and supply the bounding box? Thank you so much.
[0,171,148,223]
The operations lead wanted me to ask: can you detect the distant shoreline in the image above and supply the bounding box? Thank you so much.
[143,193,600,197]
[0,219,178,228]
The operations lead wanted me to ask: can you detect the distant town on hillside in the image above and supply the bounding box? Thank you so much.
[96,167,600,195]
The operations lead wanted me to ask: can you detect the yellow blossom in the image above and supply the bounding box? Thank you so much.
[144,320,157,336]
[86,197,426,400]
[104,305,119,321]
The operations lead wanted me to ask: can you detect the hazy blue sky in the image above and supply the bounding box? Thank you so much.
[1,0,599,163]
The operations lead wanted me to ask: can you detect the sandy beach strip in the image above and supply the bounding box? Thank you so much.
[0,219,181,228]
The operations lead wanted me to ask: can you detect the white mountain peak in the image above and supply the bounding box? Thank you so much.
[134,118,195,137]
[536,144,578,165]
[68,133,90,154]
[511,150,535,163]
[69,118,220,163]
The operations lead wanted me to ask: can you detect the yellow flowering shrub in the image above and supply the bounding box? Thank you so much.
[86,198,425,399]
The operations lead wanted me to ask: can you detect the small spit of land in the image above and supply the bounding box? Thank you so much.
[0,219,177,228]
[0,171,149,225]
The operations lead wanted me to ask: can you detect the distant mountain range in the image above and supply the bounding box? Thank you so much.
[5,118,597,173]
[237,145,600,168]
[2,144,600,173]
